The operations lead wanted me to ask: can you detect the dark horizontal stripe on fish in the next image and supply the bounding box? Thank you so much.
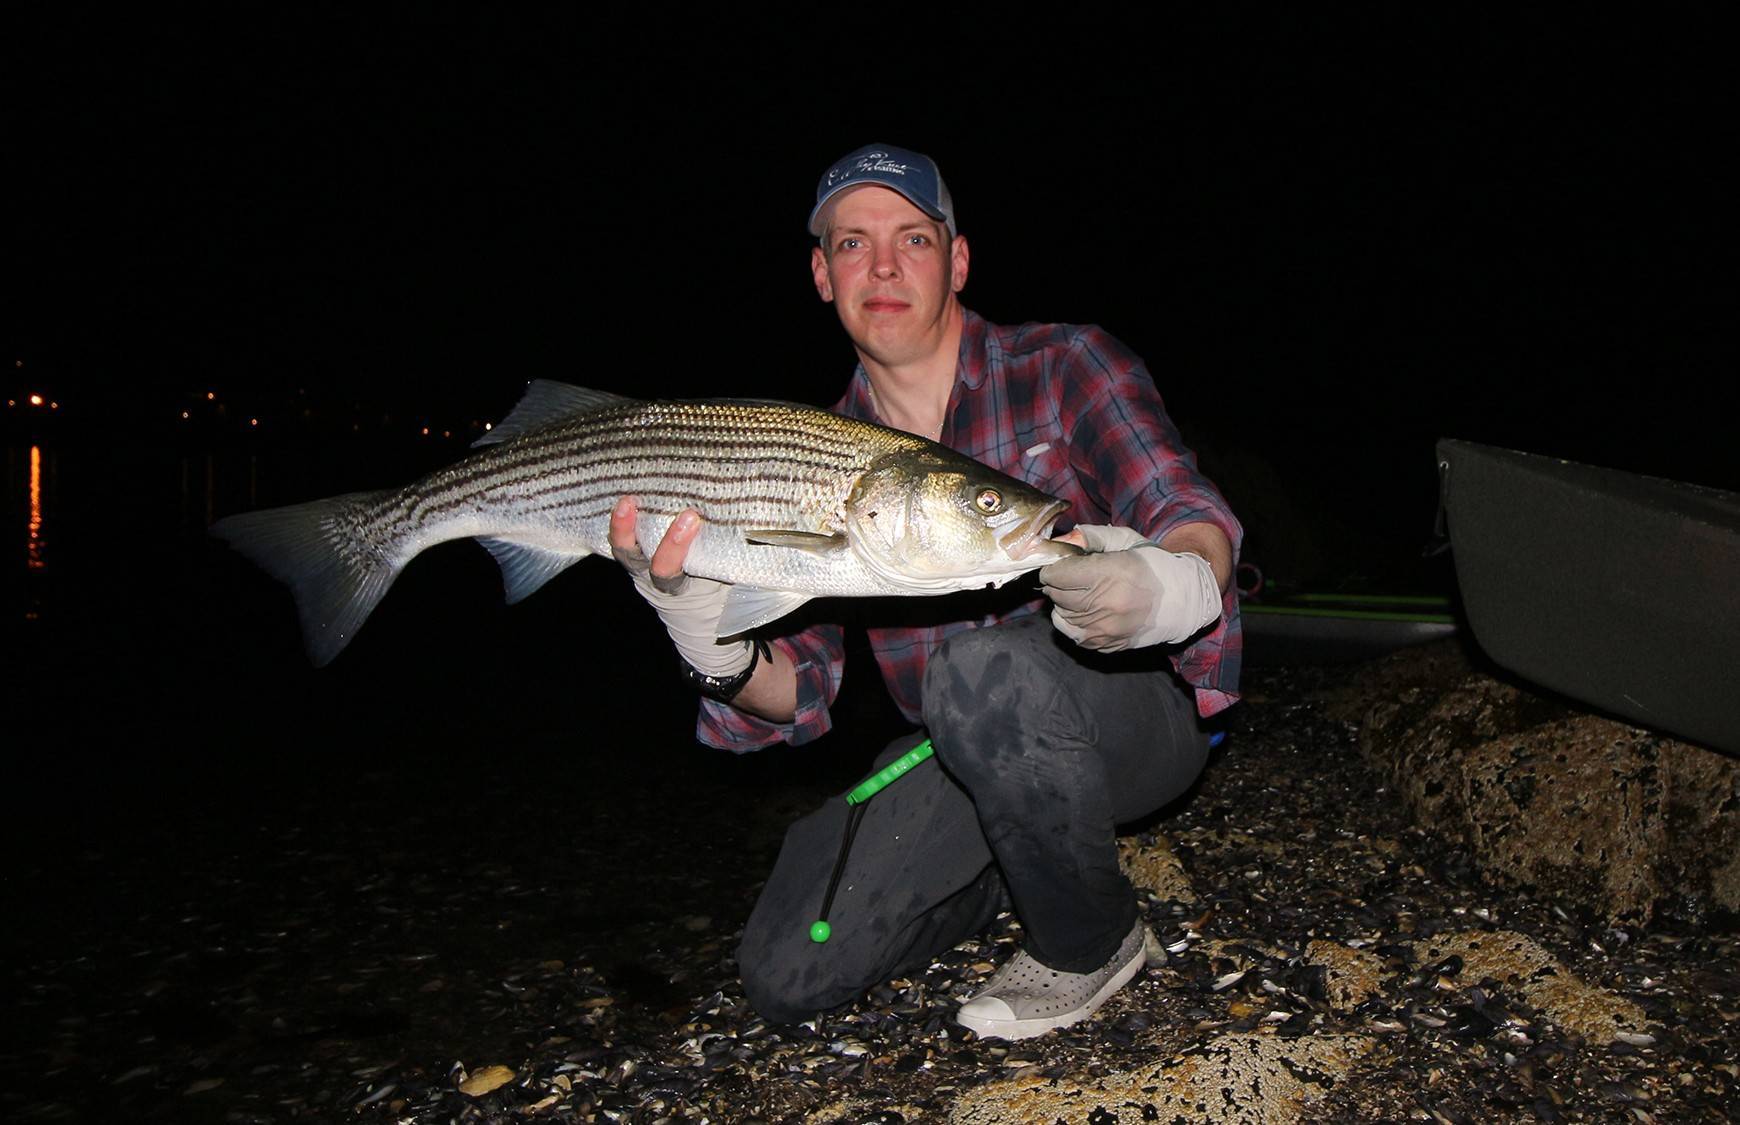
[522,496,834,528]
[536,461,855,495]
[412,429,872,500]
[508,493,831,528]
[406,461,848,523]
[521,426,877,467]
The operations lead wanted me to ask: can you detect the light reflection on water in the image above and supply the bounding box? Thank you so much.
[9,440,264,622]
[27,445,45,573]
[9,441,56,623]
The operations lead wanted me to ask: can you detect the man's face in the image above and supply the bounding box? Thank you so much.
[810,185,970,370]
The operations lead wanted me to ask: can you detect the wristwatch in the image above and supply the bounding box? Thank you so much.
[680,638,772,702]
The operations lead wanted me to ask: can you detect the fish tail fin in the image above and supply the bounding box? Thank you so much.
[211,489,405,666]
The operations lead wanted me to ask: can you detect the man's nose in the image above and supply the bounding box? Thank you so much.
[870,242,901,279]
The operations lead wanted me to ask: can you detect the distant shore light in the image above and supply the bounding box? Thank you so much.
[29,394,44,407]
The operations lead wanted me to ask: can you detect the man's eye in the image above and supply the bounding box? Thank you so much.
[839,237,862,251]
[907,234,930,246]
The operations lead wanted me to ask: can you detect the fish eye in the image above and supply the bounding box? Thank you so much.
[974,488,1002,514]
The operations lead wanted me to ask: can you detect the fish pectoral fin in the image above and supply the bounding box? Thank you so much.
[742,530,848,555]
[717,587,815,637]
[478,538,590,604]
[472,381,640,447]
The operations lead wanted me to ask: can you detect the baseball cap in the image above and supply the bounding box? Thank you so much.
[808,143,956,239]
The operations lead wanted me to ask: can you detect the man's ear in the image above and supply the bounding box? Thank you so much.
[949,234,970,293]
[811,245,834,303]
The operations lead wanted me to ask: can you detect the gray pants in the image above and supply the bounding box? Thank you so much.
[737,614,1209,1023]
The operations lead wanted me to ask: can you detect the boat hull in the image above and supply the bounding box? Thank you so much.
[1438,438,1740,754]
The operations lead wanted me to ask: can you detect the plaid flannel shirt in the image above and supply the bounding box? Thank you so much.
[698,308,1243,750]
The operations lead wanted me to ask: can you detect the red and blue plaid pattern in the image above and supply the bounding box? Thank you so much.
[699,309,1243,750]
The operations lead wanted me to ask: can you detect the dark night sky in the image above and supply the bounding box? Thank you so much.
[11,12,1734,576]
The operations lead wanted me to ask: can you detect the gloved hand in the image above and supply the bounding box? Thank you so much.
[610,500,752,678]
[1040,524,1223,652]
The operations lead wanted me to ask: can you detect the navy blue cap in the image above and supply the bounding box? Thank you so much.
[808,143,956,239]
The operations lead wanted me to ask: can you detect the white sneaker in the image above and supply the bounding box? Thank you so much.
[955,918,1149,1040]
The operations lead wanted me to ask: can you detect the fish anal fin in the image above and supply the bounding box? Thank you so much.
[743,529,847,554]
[478,537,590,604]
[717,587,814,637]
[473,381,640,447]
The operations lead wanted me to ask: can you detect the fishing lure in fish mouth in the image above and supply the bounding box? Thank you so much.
[810,739,937,944]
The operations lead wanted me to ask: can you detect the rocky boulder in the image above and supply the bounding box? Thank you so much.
[1331,640,1740,926]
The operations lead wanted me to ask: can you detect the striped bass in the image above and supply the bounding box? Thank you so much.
[212,380,1080,666]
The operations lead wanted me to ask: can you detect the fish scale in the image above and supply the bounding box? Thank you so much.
[212,380,1077,666]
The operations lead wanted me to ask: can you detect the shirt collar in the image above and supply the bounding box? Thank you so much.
[955,306,990,390]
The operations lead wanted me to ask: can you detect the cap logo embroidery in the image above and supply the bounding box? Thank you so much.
[826,152,913,186]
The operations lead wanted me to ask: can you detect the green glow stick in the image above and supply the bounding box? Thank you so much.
[811,739,936,943]
[846,740,935,805]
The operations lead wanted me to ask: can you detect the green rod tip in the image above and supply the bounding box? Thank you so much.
[809,920,832,943]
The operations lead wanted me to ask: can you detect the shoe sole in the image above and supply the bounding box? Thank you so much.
[955,941,1147,1041]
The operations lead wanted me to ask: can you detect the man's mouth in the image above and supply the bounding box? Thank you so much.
[863,297,910,313]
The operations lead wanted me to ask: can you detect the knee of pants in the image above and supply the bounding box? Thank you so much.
[922,622,1083,779]
[738,943,835,1025]
[737,911,896,1025]
[735,849,879,1025]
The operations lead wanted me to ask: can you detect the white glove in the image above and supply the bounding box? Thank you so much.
[1040,524,1222,652]
[612,540,753,678]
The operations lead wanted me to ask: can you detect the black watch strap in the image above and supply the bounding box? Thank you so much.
[681,638,772,702]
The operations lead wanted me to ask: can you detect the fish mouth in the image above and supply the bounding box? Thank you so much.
[1000,500,1082,562]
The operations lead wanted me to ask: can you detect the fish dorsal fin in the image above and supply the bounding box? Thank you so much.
[716,587,815,637]
[478,537,591,604]
[473,380,640,447]
[743,530,848,555]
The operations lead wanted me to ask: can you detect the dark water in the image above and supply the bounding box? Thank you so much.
[4,435,780,842]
